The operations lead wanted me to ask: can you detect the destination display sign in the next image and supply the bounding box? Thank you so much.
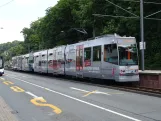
[117,38,136,45]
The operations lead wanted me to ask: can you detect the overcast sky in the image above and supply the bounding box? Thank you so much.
[0,0,58,44]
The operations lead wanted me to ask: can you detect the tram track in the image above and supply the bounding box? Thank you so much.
[5,69,161,98]
[117,86,161,95]
[62,77,161,98]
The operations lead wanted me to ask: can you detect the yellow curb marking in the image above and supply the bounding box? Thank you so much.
[83,90,97,97]
[3,81,14,85]
[108,92,124,95]
[10,86,25,92]
[31,97,62,114]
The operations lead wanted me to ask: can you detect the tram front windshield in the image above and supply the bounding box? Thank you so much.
[118,44,138,66]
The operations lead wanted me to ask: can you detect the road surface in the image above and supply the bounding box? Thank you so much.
[0,70,161,121]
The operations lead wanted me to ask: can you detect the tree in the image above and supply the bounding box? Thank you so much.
[16,0,161,70]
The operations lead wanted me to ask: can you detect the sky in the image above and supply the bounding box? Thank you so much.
[0,0,58,44]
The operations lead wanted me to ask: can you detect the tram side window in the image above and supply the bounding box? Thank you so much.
[26,57,29,64]
[29,57,34,63]
[93,46,101,61]
[104,44,118,65]
[80,49,83,66]
[84,48,91,61]
[39,61,41,66]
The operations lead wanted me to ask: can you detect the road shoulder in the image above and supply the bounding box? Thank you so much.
[0,96,19,121]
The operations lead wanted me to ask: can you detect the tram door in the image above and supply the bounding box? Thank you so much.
[103,44,118,79]
[39,53,42,73]
[53,49,57,74]
[76,45,83,77]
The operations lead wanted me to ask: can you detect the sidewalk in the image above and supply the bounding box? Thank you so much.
[0,96,18,121]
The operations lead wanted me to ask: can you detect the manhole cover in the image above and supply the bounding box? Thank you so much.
[11,110,18,114]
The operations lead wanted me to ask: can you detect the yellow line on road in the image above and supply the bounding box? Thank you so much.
[83,90,97,97]
[108,92,124,95]
[10,86,25,92]
[30,97,62,114]
[3,81,14,85]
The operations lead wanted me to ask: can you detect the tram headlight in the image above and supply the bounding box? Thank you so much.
[120,70,125,76]
[135,69,139,75]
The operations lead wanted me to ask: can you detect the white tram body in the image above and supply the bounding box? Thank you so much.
[17,56,23,71]
[22,54,30,71]
[34,51,42,73]
[12,56,17,70]
[47,48,54,74]
[12,34,139,82]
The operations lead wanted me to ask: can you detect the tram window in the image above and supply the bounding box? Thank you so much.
[104,44,118,65]
[69,49,75,58]
[29,60,34,63]
[49,53,53,56]
[76,50,79,56]
[80,49,83,56]
[58,51,62,55]
[26,57,29,63]
[84,48,91,60]
[39,61,41,66]
[93,46,101,61]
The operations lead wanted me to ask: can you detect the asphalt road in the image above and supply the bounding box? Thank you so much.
[0,70,161,121]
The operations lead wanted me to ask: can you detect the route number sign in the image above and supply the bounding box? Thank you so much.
[139,42,146,50]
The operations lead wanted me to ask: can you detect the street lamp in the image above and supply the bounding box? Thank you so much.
[140,0,145,71]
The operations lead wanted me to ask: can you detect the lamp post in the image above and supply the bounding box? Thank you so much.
[140,0,145,71]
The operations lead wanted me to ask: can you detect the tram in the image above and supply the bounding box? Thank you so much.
[11,34,139,82]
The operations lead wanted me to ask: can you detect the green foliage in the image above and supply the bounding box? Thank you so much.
[21,19,42,51]
[0,41,24,61]
[1,0,161,70]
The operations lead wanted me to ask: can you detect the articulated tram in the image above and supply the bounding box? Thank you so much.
[0,56,4,76]
[12,34,139,82]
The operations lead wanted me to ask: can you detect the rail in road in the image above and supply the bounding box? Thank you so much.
[0,70,161,121]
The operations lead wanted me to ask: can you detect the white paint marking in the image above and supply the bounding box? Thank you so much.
[95,91,110,95]
[0,77,5,80]
[71,87,110,95]
[70,87,89,93]
[48,112,55,116]
[25,91,38,98]
[45,88,139,121]
[32,117,38,121]
[8,75,141,121]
